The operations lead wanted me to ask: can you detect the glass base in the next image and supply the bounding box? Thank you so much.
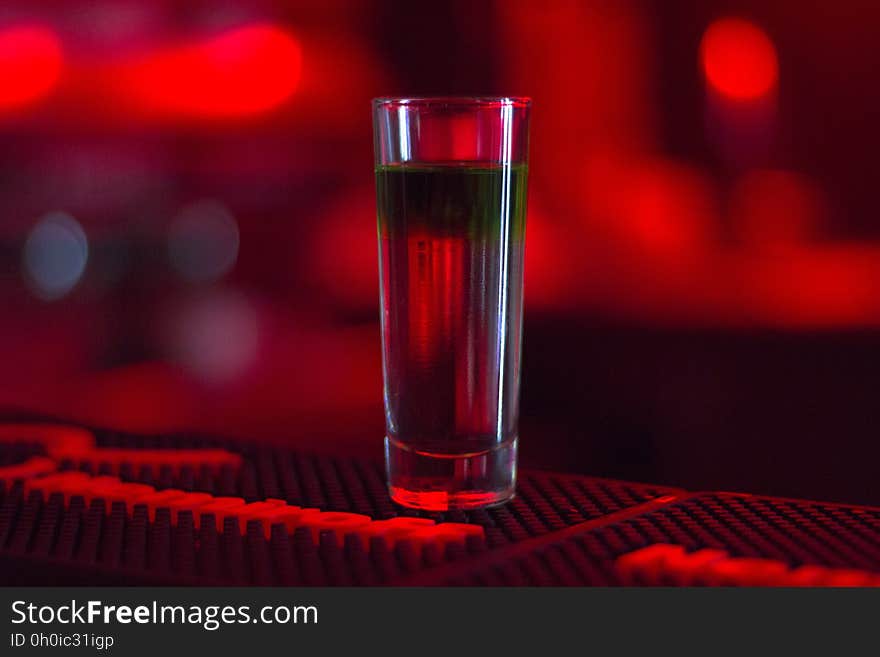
[385,436,517,511]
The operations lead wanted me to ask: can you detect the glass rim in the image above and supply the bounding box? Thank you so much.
[373,96,531,109]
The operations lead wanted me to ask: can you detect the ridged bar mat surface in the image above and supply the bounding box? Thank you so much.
[403,492,880,585]
[0,423,679,585]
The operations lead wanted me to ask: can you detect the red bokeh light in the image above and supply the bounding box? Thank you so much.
[700,18,778,100]
[124,23,301,119]
[307,187,379,311]
[0,24,63,110]
[73,363,198,433]
[523,205,580,310]
[585,158,718,258]
[737,247,880,328]
[730,169,827,250]
[626,162,717,256]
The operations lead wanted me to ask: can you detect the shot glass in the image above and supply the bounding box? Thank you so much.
[373,97,531,510]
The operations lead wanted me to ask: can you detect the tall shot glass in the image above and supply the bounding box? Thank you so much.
[373,97,531,510]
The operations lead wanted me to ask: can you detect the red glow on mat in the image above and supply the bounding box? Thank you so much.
[10,469,483,548]
[0,423,483,548]
[617,544,880,586]
[124,23,301,119]
[0,25,63,110]
[389,486,505,512]
[0,457,57,482]
[700,18,778,100]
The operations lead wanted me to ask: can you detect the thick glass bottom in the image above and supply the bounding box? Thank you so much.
[385,435,517,511]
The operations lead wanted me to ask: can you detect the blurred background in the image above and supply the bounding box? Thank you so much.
[1,0,879,504]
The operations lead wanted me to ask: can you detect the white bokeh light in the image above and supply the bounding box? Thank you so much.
[167,199,240,283]
[22,211,89,300]
[174,290,259,384]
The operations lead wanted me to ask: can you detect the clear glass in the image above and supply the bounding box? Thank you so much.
[373,96,531,510]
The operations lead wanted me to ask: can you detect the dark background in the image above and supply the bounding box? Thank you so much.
[2,0,879,504]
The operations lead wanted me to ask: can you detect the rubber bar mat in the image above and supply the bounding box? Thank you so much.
[402,492,880,585]
[0,424,681,585]
[5,422,879,585]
